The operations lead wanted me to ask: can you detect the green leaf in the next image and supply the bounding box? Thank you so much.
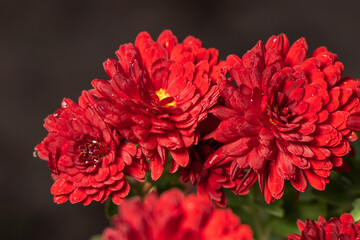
[89,234,102,240]
[297,202,327,220]
[266,218,299,238]
[261,203,284,218]
[351,198,360,222]
[104,197,118,219]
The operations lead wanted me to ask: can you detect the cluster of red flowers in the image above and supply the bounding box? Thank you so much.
[287,213,360,240]
[102,188,254,240]
[35,30,225,205]
[35,30,360,206]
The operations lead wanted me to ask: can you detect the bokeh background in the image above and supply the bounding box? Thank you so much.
[1,0,360,239]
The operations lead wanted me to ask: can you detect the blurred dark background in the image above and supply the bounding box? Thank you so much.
[1,0,360,239]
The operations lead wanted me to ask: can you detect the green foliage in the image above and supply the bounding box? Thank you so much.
[351,198,360,222]
[104,197,118,219]
[141,156,186,195]
[144,169,186,195]
[89,234,102,240]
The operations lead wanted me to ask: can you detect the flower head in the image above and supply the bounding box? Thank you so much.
[35,91,145,205]
[206,34,360,203]
[102,188,254,240]
[92,30,221,180]
[287,213,360,240]
[179,139,254,207]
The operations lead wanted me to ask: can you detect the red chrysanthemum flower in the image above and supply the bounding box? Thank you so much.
[179,139,254,207]
[347,79,360,131]
[287,213,360,240]
[102,188,254,240]
[35,91,145,205]
[92,30,221,180]
[205,34,360,203]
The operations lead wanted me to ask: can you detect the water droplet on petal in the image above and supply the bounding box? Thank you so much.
[53,113,59,117]
[250,99,253,102]
[62,101,67,108]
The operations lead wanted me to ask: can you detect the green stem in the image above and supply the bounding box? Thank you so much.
[248,191,269,240]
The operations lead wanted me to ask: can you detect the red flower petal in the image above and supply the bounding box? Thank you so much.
[95,167,110,182]
[347,112,360,131]
[157,30,177,53]
[267,161,285,199]
[284,38,308,67]
[150,155,165,181]
[51,178,75,196]
[276,151,296,179]
[170,148,189,167]
[265,34,290,66]
[53,195,69,204]
[304,169,326,190]
[69,187,87,204]
[290,169,307,192]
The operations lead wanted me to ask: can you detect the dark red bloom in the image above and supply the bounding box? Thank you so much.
[205,34,360,203]
[179,139,255,207]
[102,188,254,240]
[287,213,360,240]
[92,30,221,180]
[35,91,145,205]
[347,79,360,131]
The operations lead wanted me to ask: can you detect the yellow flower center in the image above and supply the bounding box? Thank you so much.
[155,88,176,107]
[269,118,277,126]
